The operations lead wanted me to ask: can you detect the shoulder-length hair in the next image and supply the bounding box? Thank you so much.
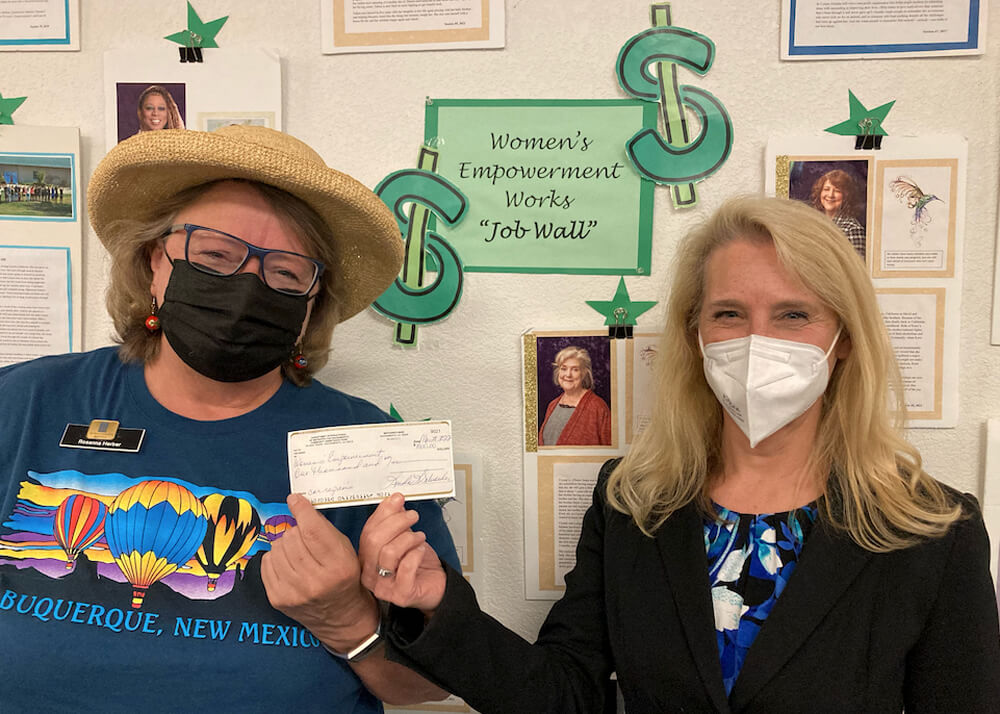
[809,169,861,218]
[104,179,340,387]
[136,85,185,131]
[552,345,594,390]
[607,196,960,552]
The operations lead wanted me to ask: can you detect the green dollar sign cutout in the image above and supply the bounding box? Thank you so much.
[371,147,468,346]
[616,3,733,208]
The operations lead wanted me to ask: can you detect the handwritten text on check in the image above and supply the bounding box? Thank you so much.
[287,421,455,508]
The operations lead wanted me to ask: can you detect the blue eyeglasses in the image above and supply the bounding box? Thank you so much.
[162,224,325,297]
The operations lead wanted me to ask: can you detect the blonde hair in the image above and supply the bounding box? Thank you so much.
[607,196,961,552]
[552,345,594,390]
[104,179,340,386]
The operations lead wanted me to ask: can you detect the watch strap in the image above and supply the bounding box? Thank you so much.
[323,602,385,663]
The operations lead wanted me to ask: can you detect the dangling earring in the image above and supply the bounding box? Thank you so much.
[144,298,161,333]
[291,344,308,370]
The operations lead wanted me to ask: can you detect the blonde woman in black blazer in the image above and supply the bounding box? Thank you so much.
[360,197,1000,713]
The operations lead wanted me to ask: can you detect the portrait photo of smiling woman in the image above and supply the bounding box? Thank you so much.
[788,159,869,263]
[115,82,187,143]
[535,335,613,447]
[135,85,185,133]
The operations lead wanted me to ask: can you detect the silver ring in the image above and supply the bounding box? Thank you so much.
[377,566,394,578]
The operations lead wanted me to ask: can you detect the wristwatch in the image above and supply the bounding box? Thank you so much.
[324,610,385,663]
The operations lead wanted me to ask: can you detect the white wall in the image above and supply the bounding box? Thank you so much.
[5,0,998,643]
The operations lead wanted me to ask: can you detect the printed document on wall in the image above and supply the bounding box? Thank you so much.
[781,0,986,59]
[321,0,504,53]
[0,125,81,366]
[766,134,966,427]
[522,329,628,599]
[0,0,79,51]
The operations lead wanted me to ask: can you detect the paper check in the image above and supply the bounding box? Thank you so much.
[287,420,455,508]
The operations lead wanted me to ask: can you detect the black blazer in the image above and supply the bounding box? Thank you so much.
[388,466,1000,713]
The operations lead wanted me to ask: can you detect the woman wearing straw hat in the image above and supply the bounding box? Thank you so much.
[360,197,999,712]
[0,125,457,711]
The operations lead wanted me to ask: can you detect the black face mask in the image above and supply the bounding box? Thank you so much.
[157,260,309,383]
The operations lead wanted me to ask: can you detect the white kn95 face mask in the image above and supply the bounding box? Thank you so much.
[699,328,842,448]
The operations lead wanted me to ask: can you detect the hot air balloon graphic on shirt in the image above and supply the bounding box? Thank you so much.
[105,480,208,609]
[263,514,296,542]
[53,494,108,570]
[195,494,261,592]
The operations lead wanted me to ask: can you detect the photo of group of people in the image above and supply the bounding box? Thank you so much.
[0,153,75,219]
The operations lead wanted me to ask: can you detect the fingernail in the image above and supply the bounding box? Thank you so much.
[391,492,404,506]
[288,493,304,506]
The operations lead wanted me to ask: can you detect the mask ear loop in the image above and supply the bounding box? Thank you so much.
[809,326,844,376]
[824,325,844,359]
[818,325,845,372]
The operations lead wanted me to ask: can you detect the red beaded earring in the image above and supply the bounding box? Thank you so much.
[292,344,307,370]
[144,298,160,333]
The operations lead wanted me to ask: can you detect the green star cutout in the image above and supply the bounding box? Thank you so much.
[387,404,430,422]
[825,90,894,137]
[586,277,656,327]
[164,2,228,48]
[0,93,27,125]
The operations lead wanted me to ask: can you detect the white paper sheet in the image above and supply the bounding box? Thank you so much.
[103,48,282,151]
[766,134,966,427]
[320,0,504,54]
[0,0,79,51]
[875,289,944,418]
[0,124,81,363]
[626,333,659,444]
[288,421,455,507]
[780,0,986,59]
[0,245,70,366]
[521,329,627,599]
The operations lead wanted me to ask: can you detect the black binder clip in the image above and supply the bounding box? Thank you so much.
[854,117,882,151]
[609,307,633,340]
[179,32,203,62]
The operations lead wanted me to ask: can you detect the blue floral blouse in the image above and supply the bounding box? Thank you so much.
[703,501,818,696]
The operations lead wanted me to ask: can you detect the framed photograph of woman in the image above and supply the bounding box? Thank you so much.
[524,330,617,450]
[783,156,872,266]
[115,82,187,143]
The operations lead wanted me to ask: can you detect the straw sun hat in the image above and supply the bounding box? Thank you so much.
[87,125,403,321]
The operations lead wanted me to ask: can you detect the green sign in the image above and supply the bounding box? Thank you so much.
[424,99,655,275]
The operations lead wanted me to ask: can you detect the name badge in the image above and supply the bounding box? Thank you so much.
[60,420,145,453]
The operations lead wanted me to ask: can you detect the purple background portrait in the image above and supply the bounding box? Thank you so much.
[536,334,613,430]
[116,82,187,143]
[788,159,869,230]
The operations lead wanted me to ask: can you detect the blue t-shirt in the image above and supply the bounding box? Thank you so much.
[0,347,459,713]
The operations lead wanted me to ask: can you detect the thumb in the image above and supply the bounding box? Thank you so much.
[286,493,340,543]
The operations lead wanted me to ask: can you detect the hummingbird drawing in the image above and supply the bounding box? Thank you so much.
[889,175,943,233]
